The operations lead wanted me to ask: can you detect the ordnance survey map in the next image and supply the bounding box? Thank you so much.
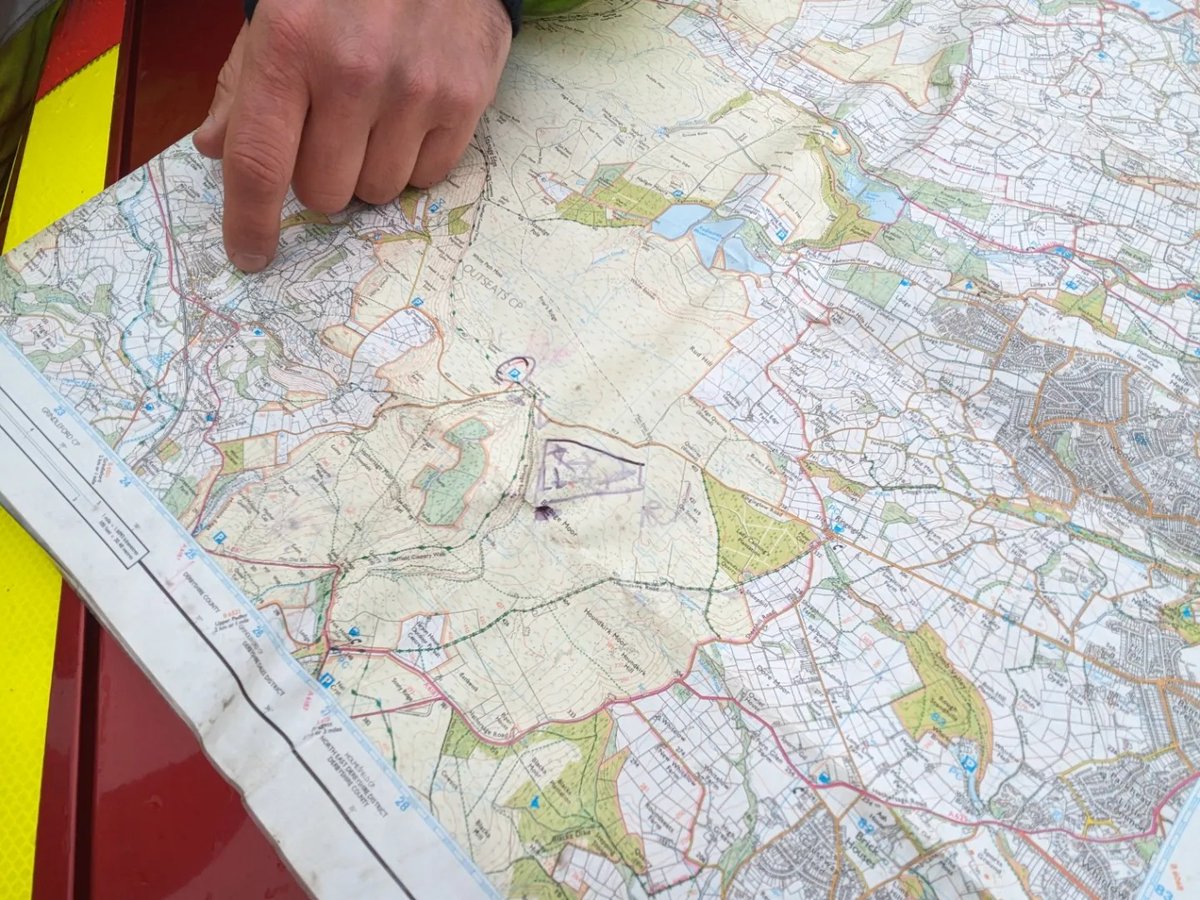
[2,0,1199,896]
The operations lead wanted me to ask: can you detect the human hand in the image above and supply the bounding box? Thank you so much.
[193,0,513,273]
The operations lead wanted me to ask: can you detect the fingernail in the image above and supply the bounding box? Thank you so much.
[231,252,267,273]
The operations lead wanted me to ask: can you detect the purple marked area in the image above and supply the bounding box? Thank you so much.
[537,438,646,503]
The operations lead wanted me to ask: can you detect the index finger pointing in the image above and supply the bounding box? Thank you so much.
[221,19,310,272]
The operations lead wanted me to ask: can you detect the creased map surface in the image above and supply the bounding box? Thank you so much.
[4,0,1200,895]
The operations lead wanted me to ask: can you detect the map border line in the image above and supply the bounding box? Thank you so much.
[0,330,502,899]
[136,561,417,899]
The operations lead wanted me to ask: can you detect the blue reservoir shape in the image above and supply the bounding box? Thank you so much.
[722,236,771,275]
[1181,25,1198,63]
[651,204,711,240]
[1112,0,1182,19]
[830,149,905,223]
[692,217,744,268]
[652,205,770,273]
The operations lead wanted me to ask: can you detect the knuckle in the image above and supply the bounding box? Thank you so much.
[225,135,289,192]
[410,165,450,190]
[292,170,353,214]
[260,7,309,61]
[401,69,438,104]
[330,44,387,99]
[294,183,349,215]
[355,179,400,206]
[442,83,483,117]
[215,58,238,94]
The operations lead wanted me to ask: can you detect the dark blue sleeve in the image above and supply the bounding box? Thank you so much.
[243,0,523,34]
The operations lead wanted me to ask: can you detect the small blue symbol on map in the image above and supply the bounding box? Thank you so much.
[205,413,214,422]
[858,817,875,834]
[1187,288,1200,301]
[1098,50,1108,59]
[776,228,789,241]
[412,297,424,307]
[960,755,978,773]
[1053,246,1073,259]
[185,548,198,560]
[931,711,947,726]
[430,200,443,214]
[144,403,154,411]
[1065,280,1078,290]
[900,278,910,287]
[53,404,66,416]
[253,328,263,336]
[120,475,133,487]
[530,796,540,809]
[1183,605,1194,621]
[319,673,335,688]
[349,626,361,637]
[496,356,534,385]
[1134,432,1149,446]
[965,281,974,290]
[213,531,227,545]
[833,523,844,534]
[673,189,684,198]
[818,772,831,784]
[831,128,839,136]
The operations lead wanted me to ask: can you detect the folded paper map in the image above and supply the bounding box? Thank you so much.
[2,0,1199,896]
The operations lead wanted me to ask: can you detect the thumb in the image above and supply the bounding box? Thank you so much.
[194,24,249,158]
